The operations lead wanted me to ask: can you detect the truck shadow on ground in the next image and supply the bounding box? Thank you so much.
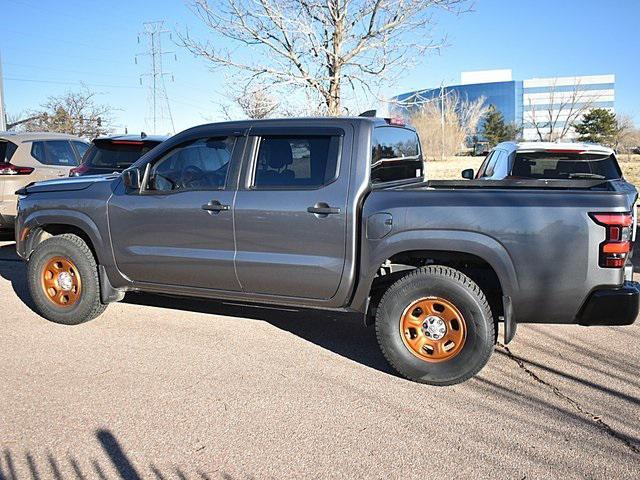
[124,291,394,375]
[0,241,393,376]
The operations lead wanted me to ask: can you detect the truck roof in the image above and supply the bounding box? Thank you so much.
[179,116,415,133]
[496,141,614,155]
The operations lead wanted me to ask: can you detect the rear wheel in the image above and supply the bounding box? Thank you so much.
[375,265,495,385]
[27,234,107,325]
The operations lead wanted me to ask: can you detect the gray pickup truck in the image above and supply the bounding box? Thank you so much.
[14,117,639,385]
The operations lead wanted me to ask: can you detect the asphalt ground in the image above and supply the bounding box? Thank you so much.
[0,238,638,479]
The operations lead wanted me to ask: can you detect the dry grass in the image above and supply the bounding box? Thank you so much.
[427,154,640,187]
[426,156,485,180]
[617,154,640,187]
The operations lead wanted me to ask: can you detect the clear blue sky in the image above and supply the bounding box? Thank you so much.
[2,0,639,134]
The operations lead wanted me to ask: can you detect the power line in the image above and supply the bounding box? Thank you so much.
[136,21,176,134]
[4,62,132,79]
[4,76,142,89]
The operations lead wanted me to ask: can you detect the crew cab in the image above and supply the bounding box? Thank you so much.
[14,118,639,385]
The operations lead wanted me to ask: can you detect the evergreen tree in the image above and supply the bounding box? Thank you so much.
[574,108,618,146]
[482,105,519,147]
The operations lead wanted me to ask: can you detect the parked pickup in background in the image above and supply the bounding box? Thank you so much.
[14,117,640,385]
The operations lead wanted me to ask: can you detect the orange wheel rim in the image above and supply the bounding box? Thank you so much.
[400,297,467,363]
[40,256,82,307]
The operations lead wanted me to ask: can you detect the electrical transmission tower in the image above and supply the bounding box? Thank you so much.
[136,21,176,134]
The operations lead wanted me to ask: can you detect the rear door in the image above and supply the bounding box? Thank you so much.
[233,126,351,299]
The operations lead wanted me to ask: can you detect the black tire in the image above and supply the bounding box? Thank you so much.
[375,265,495,386]
[27,233,107,325]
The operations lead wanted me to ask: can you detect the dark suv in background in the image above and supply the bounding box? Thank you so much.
[70,134,167,176]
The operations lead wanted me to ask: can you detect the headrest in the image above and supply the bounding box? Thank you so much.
[262,139,293,170]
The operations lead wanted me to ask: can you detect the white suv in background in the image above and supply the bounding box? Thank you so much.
[0,132,89,230]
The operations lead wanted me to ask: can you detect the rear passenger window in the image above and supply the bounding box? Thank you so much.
[31,141,78,166]
[371,126,423,184]
[253,136,341,189]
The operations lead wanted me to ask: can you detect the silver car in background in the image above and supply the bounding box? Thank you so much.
[0,132,89,230]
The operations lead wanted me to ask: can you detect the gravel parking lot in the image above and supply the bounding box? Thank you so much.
[1,239,639,479]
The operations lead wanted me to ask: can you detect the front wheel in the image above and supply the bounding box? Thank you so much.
[375,265,495,385]
[27,233,107,325]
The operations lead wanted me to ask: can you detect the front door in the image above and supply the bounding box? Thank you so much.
[108,135,241,291]
[233,128,351,299]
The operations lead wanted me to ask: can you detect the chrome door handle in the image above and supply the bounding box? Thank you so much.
[202,200,230,213]
[307,203,341,216]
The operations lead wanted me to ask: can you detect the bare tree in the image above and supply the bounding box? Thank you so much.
[22,88,114,138]
[526,79,597,141]
[615,114,639,156]
[235,86,280,119]
[410,91,487,160]
[180,0,469,116]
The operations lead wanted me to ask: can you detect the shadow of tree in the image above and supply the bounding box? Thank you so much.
[0,430,236,480]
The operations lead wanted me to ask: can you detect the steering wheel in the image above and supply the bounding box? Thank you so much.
[180,165,204,189]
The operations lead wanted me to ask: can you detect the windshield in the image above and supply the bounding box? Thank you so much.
[511,152,622,180]
[83,141,158,170]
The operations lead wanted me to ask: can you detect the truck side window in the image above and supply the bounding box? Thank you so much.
[371,126,422,184]
[253,135,340,189]
[149,137,234,192]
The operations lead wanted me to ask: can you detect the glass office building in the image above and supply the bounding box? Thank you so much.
[395,80,523,126]
[394,70,615,141]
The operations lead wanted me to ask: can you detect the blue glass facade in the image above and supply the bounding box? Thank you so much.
[396,80,522,126]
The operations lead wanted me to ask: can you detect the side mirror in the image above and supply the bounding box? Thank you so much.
[122,168,141,190]
[461,168,475,180]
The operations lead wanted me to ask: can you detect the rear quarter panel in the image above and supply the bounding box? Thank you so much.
[358,187,630,324]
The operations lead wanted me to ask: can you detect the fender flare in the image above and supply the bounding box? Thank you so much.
[350,229,519,314]
[21,209,111,267]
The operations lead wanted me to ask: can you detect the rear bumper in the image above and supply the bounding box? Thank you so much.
[577,281,639,326]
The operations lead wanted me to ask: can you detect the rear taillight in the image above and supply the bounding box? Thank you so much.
[69,164,89,177]
[590,212,633,268]
[0,162,34,175]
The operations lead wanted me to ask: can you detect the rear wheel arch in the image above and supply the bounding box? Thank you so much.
[360,239,517,326]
